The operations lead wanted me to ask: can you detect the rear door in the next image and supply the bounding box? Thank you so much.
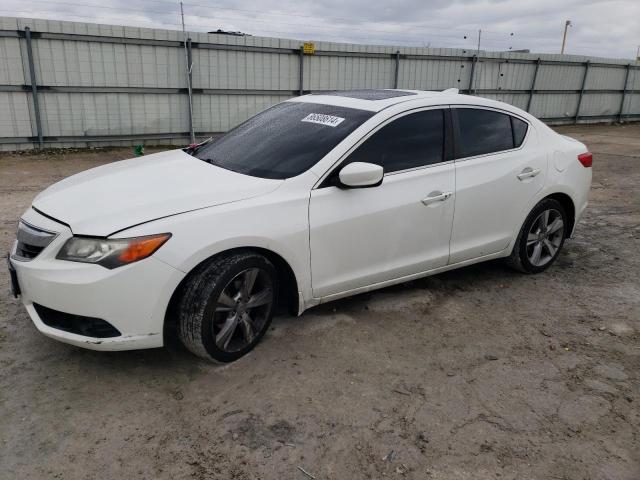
[309,108,456,298]
[449,107,547,263]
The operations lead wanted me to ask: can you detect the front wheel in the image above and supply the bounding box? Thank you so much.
[506,198,568,273]
[177,251,278,362]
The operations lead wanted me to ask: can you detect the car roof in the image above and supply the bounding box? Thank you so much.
[288,88,521,115]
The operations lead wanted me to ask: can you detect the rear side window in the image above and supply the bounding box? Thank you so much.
[511,116,528,147]
[346,109,445,173]
[455,109,514,158]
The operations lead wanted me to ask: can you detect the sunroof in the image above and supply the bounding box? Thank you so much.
[313,90,417,100]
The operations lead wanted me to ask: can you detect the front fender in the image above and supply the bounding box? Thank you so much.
[116,190,313,306]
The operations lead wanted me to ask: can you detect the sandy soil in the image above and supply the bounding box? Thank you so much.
[0,125,638,479]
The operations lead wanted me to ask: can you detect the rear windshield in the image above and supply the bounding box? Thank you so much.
[194,102,374,179]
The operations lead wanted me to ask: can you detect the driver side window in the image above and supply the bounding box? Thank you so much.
[346,109,445,173]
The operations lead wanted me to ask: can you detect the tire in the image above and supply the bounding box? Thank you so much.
[177,251,278,362]
[506,198,568,274]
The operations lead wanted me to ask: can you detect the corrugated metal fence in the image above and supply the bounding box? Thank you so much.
[1,16,639,151]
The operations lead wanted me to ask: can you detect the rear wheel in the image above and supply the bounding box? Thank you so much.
[177,251,277,362]
[507,198,568,273]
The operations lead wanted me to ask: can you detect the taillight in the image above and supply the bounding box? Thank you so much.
[578,152,592,168]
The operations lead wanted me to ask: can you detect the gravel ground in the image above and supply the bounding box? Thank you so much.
[0,124,638,480]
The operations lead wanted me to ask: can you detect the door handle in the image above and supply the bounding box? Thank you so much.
[421,191,452,206]
[517,168,541,181]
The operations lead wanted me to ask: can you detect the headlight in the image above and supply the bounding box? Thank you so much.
[56,233,171,269]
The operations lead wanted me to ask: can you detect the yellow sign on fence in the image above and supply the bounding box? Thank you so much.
[303,42,315,55]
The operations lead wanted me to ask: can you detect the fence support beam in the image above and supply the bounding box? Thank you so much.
[575,60,590,124]
[298,47,304,96]
[618,63,631,123]
[393,51,400,89]
[186,38,195,144]
[526,58,541,112]
[468,55,477,94]
[24,27,43,148]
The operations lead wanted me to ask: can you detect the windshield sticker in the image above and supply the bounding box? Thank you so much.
[301,113,345,127]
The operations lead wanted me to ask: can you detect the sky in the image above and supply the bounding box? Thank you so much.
[2,0,639,60]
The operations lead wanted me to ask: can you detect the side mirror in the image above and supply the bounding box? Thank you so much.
[338,162,384,188]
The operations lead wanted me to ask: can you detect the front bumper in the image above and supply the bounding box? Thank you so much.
[10,208,185,351]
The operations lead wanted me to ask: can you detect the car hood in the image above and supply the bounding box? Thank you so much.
[32,149,283,236]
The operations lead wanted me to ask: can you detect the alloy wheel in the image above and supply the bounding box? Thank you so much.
[210,268,274,353]
[526,208,564,267]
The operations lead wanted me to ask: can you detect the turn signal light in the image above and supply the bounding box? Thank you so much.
[118,234,172,263]
[578,152,593,168]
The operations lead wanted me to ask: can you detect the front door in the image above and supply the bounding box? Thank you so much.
[309,108,456,298]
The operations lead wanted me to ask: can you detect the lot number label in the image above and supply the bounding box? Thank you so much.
[301,113,345,127]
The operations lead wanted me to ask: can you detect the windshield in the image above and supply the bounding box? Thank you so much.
[193,102,374,179]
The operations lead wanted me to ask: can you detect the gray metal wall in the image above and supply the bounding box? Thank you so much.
[1,16,639,151]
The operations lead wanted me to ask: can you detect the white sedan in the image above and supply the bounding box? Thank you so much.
[8,89,592,362]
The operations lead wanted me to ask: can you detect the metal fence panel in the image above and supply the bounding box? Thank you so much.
[0,92,32,136]
[193,94,291,132]
[30,39,186,88]
[586,65,627,90]
[0,37,24,85]
[580,92,624,116]
[192,50,299,90]
[529,93,580,120]
[482,92,530,111]
[399,58,470,91]
[495,62,537,91]
[306,55,395,90]
[625,91,640,114]
[535,64,586,90]
[38,92,189,136]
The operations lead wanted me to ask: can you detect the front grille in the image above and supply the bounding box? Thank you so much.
[13,221,58,261]
[33,303,122,338]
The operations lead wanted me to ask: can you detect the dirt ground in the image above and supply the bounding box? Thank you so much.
[0,124,638,480]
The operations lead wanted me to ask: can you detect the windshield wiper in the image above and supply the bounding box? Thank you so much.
[183,137,214,156]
